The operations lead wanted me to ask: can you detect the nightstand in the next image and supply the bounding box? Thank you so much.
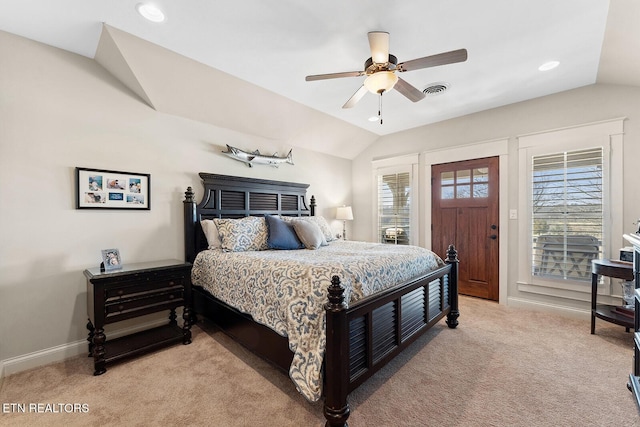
[84,259,192,375]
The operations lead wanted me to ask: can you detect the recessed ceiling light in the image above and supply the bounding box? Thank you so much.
[136,3,165,23]
[538,61,560,71]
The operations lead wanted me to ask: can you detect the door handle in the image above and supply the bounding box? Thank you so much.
[489,234,497,240]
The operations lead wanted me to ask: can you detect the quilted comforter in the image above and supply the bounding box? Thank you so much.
[191,240,444,401]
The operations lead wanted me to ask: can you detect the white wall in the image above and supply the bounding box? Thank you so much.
[352,83,640,312]
[0,31,352,365]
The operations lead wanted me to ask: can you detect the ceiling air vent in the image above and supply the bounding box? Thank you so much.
[423,82,450,96]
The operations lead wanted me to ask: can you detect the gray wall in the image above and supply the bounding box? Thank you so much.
[352,83,640,311]
[0,31,352,363]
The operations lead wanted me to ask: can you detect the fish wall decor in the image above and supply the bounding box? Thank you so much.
[222,144,294,168]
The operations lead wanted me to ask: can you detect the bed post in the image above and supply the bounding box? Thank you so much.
[323,276,350,427]
[445,244,460,329]
[310,195,316,216]
[184,186,197,264]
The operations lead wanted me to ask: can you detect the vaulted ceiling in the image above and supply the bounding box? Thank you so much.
[1,1,638,159]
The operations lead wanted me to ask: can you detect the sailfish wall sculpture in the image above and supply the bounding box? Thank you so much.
[222,144,294,168]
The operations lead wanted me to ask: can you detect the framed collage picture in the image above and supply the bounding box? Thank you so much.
[76,167,150,210]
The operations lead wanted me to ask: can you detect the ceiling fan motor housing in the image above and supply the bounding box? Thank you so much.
[365,54,398,75]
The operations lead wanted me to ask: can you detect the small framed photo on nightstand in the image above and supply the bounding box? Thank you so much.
[101,249,122,271]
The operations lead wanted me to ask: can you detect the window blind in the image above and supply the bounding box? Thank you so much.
[377,172,411,245]
[531,147,603,282]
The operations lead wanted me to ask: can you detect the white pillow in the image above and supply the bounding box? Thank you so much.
[283,215,335,242]
[292,220,327,250]
[201,219,221,249]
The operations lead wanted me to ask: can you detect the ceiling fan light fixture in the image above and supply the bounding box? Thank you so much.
[363,71,398,94]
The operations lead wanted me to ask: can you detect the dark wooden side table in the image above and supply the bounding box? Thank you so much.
[84,259,192,375]
[591,258,634,334]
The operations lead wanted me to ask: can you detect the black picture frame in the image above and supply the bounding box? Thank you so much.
[76,167,150,210]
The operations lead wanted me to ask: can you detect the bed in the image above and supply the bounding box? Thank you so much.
[183,173,459,427]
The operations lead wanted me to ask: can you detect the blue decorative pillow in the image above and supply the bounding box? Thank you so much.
[265,215,304,250]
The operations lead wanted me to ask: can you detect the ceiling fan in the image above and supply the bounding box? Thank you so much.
[305,31,468,118]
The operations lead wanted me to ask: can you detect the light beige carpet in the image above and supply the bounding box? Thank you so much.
[1,296,640,427]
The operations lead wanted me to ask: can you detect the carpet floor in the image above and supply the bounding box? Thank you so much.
[1,296,639,426]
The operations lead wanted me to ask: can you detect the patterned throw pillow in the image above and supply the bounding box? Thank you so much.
[213,217,269,252]
[282,215,335,242]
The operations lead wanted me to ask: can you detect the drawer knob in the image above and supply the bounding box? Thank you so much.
[118,305,124,311]
[118,290,124,296]
[169,295,175,299]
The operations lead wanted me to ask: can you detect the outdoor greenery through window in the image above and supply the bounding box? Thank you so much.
[378,172,411,245]
[531,147,603,282]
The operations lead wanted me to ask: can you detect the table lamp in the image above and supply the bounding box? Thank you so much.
[336,206,353,240]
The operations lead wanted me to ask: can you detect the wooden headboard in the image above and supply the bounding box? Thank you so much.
[183,173,316,263]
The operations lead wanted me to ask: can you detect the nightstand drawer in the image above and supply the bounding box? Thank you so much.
[105,277,185,300]
[106,288,184,315]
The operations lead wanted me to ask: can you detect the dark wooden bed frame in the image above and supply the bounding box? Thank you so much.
[183,173,459,427]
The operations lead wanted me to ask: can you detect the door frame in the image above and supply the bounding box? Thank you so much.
[422,138,509,304]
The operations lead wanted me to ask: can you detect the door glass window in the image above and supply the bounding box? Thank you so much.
[440,168,489,199]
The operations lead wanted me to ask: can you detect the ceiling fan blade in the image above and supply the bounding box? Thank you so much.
[394,77,426,103]
[305,71,364,81]
[342,85,368,109]
[368,31,390,64]
[397,48,468,72]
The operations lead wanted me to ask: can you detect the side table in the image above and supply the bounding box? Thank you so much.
[591,258,634,334]
[84,259,192,375]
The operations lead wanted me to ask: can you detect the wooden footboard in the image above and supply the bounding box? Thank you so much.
[323,245,459,427]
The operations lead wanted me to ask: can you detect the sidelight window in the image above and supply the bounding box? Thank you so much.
[517,119,623,298]
[531,148,603,282]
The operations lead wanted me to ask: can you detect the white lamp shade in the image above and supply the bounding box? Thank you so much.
[363,71,398,94]
[336,206,354,221]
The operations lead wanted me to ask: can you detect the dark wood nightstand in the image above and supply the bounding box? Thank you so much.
[84,259,192,375]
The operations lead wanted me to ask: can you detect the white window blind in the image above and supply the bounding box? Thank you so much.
[377,172,411,245]
[531,147,603,282]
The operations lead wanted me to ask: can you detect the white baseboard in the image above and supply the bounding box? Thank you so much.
[0,318,169,379]
[507,296,590,320]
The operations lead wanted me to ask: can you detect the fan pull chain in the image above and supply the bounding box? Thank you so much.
[378,91,383,125]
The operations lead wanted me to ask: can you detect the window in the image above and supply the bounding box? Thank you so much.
[372,154,419,246]
[517,119,623,298]
[531,148,603,282]
[440,167,489,199]
[377,171,411,245]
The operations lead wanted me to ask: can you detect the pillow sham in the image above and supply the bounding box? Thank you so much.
[214,216,269,252]
[282,215,335,242]
[200,219,221,249]
[292,220,326,250]
[265,215,304,250]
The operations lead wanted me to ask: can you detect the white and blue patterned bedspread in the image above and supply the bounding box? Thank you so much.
[191,240,444,402]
